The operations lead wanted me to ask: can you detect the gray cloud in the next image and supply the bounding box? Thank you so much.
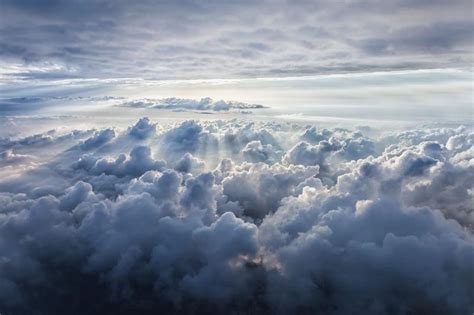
[128,117,157,139]
[0,0,472,79]
[0,117,473,314]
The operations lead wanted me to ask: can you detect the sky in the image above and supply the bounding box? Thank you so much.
[1,0,472,125]
[0,0,473,80]
[0,2,474,314]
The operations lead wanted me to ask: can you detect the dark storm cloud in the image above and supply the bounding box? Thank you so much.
[0,0,472,79]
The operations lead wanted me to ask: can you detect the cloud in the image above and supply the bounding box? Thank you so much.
[0,117,473,314]
[74,145,167,178]
[79,128,116,150]
[222,122,282,156]
[175,153,206,174]
[260,196,473,314]
[59,180,93,211]
[128,117,157,139]
[0,149,34,166]
[0,96,124,113]
[160,120,219,161]
[222,162,320,220]
[242,140,280,164]
[120,97,267,112]
[0,0,472,80]
[283,141,332,167]
[1,129,92,149]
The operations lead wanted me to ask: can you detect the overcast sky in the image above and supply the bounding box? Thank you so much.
[0,0,472,80]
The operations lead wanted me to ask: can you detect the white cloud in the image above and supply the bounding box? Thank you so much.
[242,140,280,164]
[128,117,157,139]
[80,128,116,151]
[0,117,472,314]
[175,153,206,174]
[120,97,267,112]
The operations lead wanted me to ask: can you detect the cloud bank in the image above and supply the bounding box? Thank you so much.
[0,118,473,314]
[120,97,267,112]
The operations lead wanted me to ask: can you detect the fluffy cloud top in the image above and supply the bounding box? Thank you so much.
[128,117,157,139]
[0,117,473,314]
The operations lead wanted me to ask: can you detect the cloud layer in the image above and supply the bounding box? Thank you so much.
[1,0,472,80]
[120,97,267,112]
[0,118,473,314]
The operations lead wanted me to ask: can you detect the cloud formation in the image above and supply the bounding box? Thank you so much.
[0,0,472,80]
[0,117,473,314]
[121,97,266,112]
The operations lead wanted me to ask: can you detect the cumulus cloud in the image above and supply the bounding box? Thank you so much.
[74,145,166,178]
[0,117,473,314]
[79,128,116,150]
[284,141,331,167]
[242,140,280,164]
[128,117,157,139]
[175,153,206,174]
[222,162,320,220]
[222,122,282,156]
[159,120,219,161]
